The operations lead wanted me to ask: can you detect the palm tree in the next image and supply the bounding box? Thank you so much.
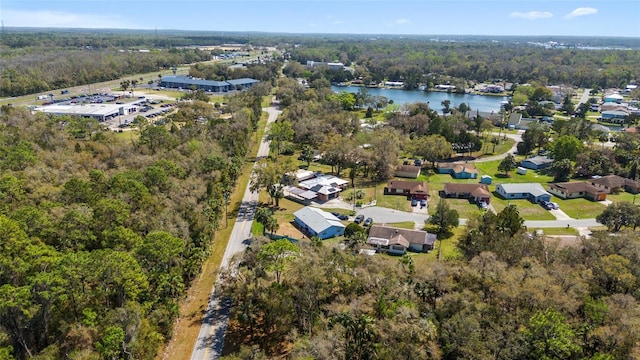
[264,216,280,238]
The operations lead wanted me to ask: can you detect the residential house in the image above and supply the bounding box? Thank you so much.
[298,175,349,202]
[384,180,429,200]
[293,207,345,240]
[548,182,607,201]
[437,162,478,179]
[601,110,628,123]
[507,113,538,130]
[520,156,554,170]
[590,175,640,194]
[496,183,552,203]
[394,164,421,179]
[367,225,437,255]
[443,183,491,204]
[603,93,624,104]
[467,110,501,124]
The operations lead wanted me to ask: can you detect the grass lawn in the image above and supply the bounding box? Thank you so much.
[607,192,639,204]
[386,221,417,229]
[491,195,555,220]
[430,197,485,220]
[550,196,605,219]
[532,227,579,236]
[475,160,554,184]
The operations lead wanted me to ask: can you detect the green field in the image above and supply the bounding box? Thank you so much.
[549,196,606,219]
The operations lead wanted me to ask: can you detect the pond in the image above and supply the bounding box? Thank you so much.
[332,85,508,113]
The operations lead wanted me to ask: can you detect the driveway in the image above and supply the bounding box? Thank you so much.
[356,206,429,225]
[473,131,523,163]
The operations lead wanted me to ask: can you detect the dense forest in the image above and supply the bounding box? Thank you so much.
[2,30,640,98]
[0,81,269,359]
[220,213,640,359]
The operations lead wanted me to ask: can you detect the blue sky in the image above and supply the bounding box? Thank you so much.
[1,0,638,37]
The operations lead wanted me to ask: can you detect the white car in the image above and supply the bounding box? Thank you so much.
[550,202,559,210]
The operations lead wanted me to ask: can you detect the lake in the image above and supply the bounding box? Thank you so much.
[331,85,508,113]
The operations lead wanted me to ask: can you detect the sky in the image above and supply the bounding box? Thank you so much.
[1,0,639,37]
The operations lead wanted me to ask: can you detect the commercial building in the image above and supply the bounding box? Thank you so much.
[33,103,136,122]
[159,75,259,92]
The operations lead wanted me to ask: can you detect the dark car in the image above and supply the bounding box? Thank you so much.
[420,199,427,207]
[331,212,349,221]
[364,217,373,226]
[354,215,365,224]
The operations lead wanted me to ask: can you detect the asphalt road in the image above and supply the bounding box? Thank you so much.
[190,105,281,360]
[355,206,602,230]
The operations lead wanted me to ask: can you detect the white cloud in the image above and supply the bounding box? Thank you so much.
[509,11,553,20]
[395,18,411,25]
[565,7,598,19]
[3,9,137,29]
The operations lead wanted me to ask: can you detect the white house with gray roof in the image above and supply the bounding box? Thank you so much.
[496,183,552,203]
[294,207,345,239]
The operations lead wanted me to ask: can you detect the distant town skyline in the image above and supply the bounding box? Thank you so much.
[1,0,639,38]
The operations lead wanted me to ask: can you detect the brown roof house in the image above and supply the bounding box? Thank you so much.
[590,175,640,194]
[394,164,421,179]
[367,225,437,255]
[548,182,607,201]
[437,162,479,179]
[384,180,429,200]
[443,183,491,204]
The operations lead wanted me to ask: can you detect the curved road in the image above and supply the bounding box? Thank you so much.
[473,131,523,163]
[190,105,281,360]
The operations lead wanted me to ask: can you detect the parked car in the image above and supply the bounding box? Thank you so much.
[364,217,373,227]
[411,199,418,207]
[354,215,365,224]
[478,201,488,209]
[550,202,559,210]
[540,201,553,210]
[331,212,349,221]
[420,199,427,207]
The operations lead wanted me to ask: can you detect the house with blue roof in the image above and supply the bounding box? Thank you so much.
[294,207,346,240]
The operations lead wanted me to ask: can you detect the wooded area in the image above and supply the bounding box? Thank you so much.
[0,82,268,359]
[220,210,640,360]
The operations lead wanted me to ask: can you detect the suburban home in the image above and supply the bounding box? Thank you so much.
[443,183,491,204]
[394,164,421,179]
[293,207,345,240]
[384,180,429,200]
[590,175,640,194]
[436,162,478,179]
[496,183,552,203]
[298,175,349,202]
[601,110,628,123]
[520,156,553,170]
[507,112,540,130]
[548,182,607,201]
[603,93,624,104]
[367,225,437,255]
